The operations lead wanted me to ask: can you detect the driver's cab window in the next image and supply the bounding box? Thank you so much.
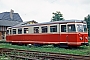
[68,24,76,32]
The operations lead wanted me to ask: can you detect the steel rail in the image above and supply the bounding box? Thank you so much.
[0,48,90,60]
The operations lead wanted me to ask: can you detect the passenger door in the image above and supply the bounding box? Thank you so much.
[60,24,67,43]
[67,24,76,45]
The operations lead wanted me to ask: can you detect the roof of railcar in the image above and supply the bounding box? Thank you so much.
[9,20,86,28]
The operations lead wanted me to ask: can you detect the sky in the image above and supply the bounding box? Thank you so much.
[0,0,90,23]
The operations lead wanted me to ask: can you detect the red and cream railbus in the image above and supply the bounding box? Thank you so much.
[6,20,89,47]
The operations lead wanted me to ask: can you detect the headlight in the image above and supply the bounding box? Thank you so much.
[80,37,83,40]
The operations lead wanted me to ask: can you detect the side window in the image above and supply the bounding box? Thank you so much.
[10,29,11,34]
[13,29,16,34]
[41,26,47,33]
[24,28,29,34]
[61,25,66,32]
[18,28,22,34]
[50,25,57,32]
[34,27,39,33]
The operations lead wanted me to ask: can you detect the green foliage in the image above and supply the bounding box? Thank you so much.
[0,56,10,60]
[84,15,90,36]
[51,11,64,22]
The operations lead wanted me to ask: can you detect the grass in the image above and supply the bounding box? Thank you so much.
[0,56,10,60]
[0,40,90,56]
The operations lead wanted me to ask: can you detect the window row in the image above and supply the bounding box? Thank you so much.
[7,28,29,34]
[34,26,58,33]
[7,24,86,34]
[7,25,59,34]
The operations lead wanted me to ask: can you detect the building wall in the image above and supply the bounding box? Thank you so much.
[0,31,6,40]
[27,20,38,24]
[0,26,7,31]
[0,26,8,40]
[0,32,2,40]
[0,11,23,40]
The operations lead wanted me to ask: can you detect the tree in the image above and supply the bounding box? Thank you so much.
[84,14,90,36]
[51,11,64,22]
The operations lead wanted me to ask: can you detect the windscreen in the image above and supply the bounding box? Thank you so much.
[77,24,83,32]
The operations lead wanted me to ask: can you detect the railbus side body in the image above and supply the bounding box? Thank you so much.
[6,20,89,47]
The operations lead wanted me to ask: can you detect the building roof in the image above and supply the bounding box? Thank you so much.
[0,12,23,22]
[0,20,20,26]
[0,12,23,26]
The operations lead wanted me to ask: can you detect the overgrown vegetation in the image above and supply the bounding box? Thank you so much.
[51,11,64,22]
[84,15,90,36]
[0,56,10,60]
[0,41,90,56]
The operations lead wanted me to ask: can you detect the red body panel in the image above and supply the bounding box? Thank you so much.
[6,32,88,46]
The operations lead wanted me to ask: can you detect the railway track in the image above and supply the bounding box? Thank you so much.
[0,48,90,60]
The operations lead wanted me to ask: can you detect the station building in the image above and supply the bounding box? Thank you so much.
[0,10,23,40]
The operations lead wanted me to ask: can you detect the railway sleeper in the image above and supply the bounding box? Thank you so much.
[9,55,37,60]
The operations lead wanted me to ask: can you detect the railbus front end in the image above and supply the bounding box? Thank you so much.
[67,22,89,46]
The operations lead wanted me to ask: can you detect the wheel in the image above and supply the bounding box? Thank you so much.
[33,43,43,47]
[53,44,58,47]
[58,43,68,48]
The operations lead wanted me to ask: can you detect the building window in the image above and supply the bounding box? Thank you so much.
[34,27,39,33]
[24,28,29,33]
[13,29,16,34]
[18,28,22,34]
[61,25,66,32]
[0,27,1,31]
[50,25,57,32]
[41,26,47,33]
